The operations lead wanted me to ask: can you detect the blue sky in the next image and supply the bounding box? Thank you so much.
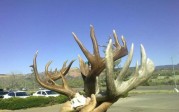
[0,0,179,74]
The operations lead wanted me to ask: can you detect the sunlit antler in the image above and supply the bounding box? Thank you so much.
[105,39,155,99]
[30,51,76,98]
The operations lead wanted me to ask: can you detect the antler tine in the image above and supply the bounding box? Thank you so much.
[78,55,89,77]
[59,70,70,90]
[112,30,128,61]
[90,25,100,58]
[31,51,76,98]
[45,61,52,78]
[121,35,127,48]
[105,39,118,98]
[44,61,59,84]
[72,32,94,62]
[115,43,134,85]
[62,60,68,69]
[64,60,76,74]
[95,76,100,95]
[46,60,75,81]
[140,44,147,70]
[31,51,47,87]
[113,30,120,48]
[132,61,139,77]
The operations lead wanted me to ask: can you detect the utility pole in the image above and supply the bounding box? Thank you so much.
[171,57,178,92]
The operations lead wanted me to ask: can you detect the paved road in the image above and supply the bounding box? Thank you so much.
[0,93,179,112]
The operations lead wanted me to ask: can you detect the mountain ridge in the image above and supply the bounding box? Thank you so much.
[1,64,179,76]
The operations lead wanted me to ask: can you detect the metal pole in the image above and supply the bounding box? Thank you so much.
[171,57,177,89]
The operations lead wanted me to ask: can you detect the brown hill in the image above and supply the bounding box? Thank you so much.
[68,68,81,77]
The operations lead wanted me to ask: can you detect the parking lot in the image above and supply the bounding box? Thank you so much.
[108,93,179,112]
[1,93,179,112]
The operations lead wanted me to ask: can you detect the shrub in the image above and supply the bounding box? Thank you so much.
[0,95,68,110]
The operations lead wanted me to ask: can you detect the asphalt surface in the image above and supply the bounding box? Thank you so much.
[108,93,179,112]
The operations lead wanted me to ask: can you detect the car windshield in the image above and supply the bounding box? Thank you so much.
[46,90,57,95]
[16,92,28,96]
[8,92,15,96]
[0,92,4,95]
[0,91,8,95]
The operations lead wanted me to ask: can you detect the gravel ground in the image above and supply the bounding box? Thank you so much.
[0,93,179,112]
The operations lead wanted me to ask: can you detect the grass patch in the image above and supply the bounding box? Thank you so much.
[129,90,175,95]
[0,95,68,110]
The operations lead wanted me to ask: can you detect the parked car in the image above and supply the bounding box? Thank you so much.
[33,90,59,97]
[3,91,29,99]
[0,89,8,98]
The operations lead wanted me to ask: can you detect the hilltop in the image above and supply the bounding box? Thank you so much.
[1,64,179,77]
[155,64,179,70]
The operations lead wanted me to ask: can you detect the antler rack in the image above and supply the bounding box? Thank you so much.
[30,51,76,98]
